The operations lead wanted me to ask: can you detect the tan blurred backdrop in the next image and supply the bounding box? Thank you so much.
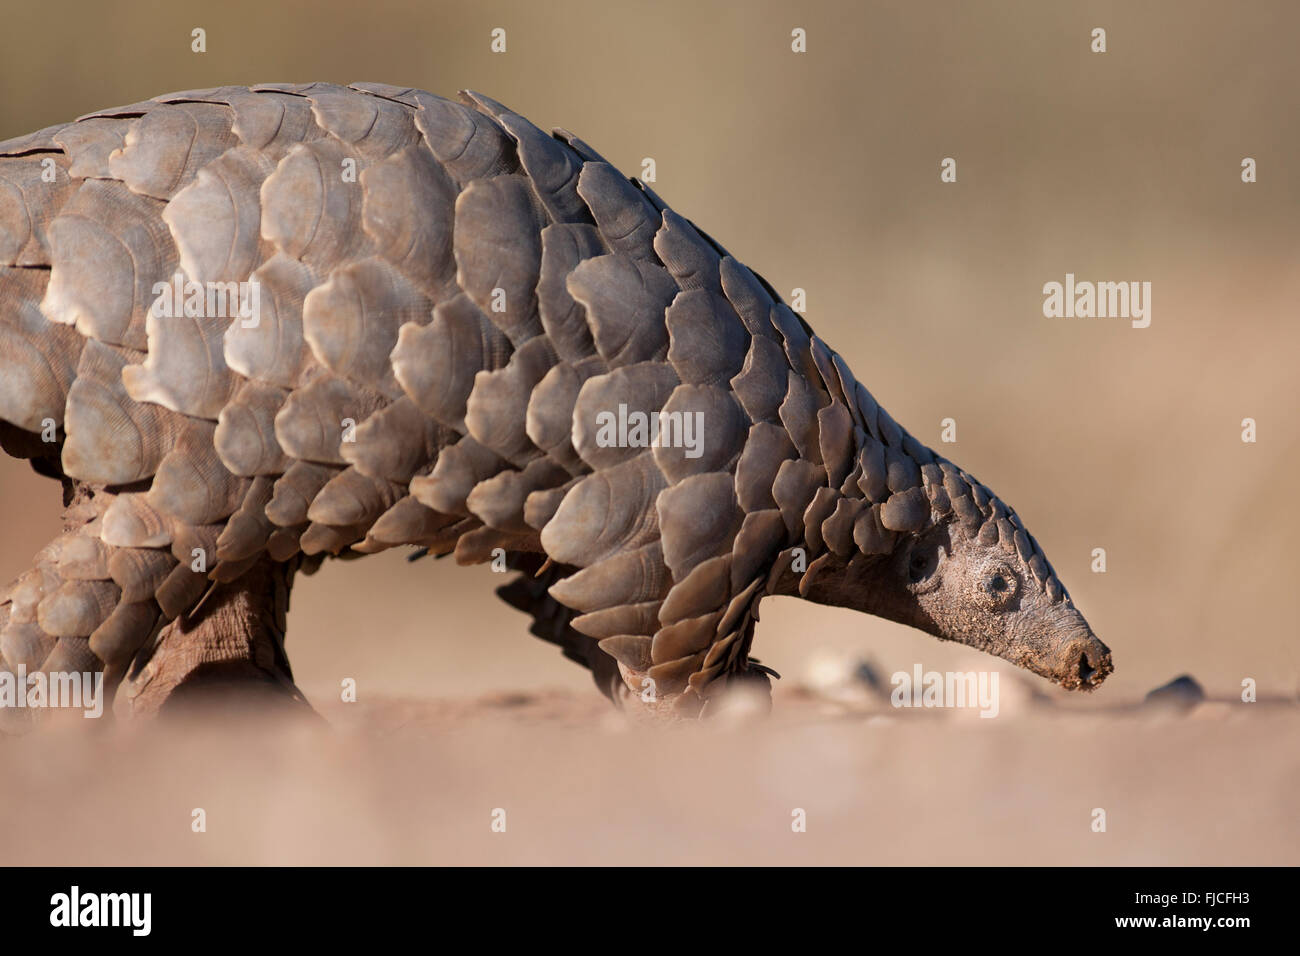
[1,0,1296,704]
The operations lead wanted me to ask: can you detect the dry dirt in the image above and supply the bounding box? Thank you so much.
[1,681,1295,866]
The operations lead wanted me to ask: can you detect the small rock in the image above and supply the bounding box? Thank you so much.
[1144,674,1205,711]
[853,660,885,695]
[801,651,884,708]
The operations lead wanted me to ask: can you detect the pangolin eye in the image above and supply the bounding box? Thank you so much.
[981,564,1019,608]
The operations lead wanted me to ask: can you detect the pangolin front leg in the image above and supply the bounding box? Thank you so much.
[0,84,1110,724]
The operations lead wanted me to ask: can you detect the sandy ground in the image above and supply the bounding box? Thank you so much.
[1,681,1295,866]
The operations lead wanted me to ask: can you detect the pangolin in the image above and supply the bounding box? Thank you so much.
[0,83,1113,720]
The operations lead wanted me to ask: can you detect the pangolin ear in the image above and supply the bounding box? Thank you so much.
[893,522,953,593]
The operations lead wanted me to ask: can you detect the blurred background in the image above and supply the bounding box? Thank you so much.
[1,0,1296,705]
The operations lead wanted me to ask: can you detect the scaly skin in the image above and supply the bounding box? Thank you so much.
[0,83,1111,722]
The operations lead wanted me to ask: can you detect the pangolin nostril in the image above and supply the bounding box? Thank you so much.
[1077,652,1096,684]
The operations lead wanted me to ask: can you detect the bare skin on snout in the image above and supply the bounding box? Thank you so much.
[797,519,1113,693]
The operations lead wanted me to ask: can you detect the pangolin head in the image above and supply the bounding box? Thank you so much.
[799,459,1113,692]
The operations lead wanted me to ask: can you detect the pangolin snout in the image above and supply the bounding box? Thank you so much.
[1007,605,1114,691]
[1052,630,1113,691]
